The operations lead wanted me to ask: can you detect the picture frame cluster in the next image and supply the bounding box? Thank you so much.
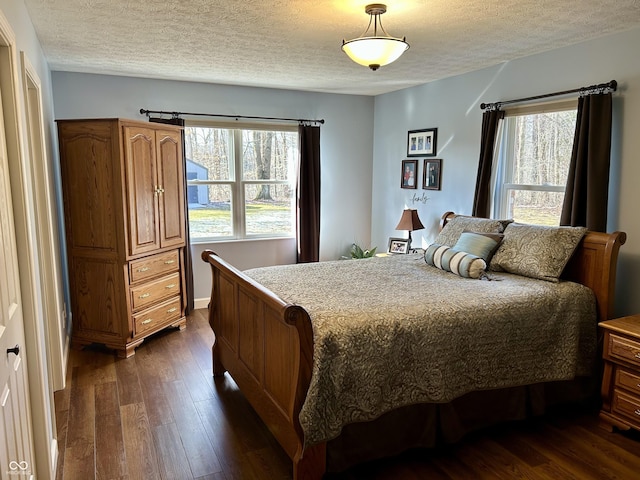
[401,128,441,190]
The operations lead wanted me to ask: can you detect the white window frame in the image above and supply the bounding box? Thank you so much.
[185,120,298,242]
[492,99,578,223]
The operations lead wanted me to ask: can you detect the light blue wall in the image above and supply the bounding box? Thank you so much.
[51,72,375,300]
[372,27,640,317]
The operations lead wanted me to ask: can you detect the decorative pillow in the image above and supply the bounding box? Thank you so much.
[453,231,504,264]
[435,215,512,247]
[490,223,588,282]
[424,244,487,279]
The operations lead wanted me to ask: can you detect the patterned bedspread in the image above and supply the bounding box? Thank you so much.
[244,253,597,446]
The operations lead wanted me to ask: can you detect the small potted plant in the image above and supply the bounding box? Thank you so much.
[350,243,377,259]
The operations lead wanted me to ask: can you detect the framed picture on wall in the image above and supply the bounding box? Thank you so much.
[407,128,437,157]
[401,159,418,189]
[423,158,442,190]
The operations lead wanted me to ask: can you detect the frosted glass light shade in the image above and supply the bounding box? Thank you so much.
[342,36,409,70]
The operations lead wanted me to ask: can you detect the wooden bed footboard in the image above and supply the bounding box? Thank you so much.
[200,250,324,479]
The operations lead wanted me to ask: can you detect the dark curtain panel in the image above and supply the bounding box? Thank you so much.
[560,93,613,231]
[472,109,505,218]
[297,124,321,263]
[149,117,195,314]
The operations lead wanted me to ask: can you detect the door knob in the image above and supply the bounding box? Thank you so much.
[6,345,19,356]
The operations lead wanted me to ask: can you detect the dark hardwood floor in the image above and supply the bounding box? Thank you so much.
[54,309,640,479]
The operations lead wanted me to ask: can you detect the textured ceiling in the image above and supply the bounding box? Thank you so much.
[23,0,640,96]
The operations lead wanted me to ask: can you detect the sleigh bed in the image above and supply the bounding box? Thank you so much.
[201,212,626,479]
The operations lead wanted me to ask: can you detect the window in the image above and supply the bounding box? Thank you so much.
[185,122,298,241]
[493,100,577,226]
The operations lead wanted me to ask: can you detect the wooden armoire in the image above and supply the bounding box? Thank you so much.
[57,118,187,357]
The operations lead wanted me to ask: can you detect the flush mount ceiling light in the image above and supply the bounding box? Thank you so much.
[342,3,409,71]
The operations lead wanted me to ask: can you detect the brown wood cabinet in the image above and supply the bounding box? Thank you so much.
[599,315,640,432]
[57,118,187,357]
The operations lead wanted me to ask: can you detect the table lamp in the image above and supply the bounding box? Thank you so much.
[395,209,424,251]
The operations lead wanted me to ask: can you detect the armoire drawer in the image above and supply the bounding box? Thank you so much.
[133,296,182,337]
[130,272,181,311]
[129,250,180,283]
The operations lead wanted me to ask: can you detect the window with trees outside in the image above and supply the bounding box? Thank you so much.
[493,100,578,226]
[184,122,298,241]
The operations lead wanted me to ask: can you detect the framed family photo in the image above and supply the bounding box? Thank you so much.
[388,237,409,254]
[401,159,418,189]
[407,128,437,157]
[423,158,442,190]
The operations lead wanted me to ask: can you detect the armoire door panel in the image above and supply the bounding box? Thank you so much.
[156,130,186,248]
[124,126,160,255]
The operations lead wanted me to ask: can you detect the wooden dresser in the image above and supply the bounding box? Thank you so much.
[57,118,187,357]
[599,315,640,431]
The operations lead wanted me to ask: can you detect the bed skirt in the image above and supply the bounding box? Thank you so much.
[326,376,599,472]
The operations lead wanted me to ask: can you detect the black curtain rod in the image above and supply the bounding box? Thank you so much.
[140,108,324,125]
[480,80,617,111]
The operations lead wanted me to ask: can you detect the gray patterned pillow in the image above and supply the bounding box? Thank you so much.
[490,223,587,282]
[435,215,512,247]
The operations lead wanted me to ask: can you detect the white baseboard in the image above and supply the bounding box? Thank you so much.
[194,297,209,310]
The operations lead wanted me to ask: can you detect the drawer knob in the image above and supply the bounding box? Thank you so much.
[141,319,153,325]
[635,352,640,359]
[164,260,175,265]
[165,284,176,289]
[167,307,177,313]
[139,293,151,299]
[137,266,150,272]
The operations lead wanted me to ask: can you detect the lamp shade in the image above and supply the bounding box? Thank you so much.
[396,209,424,232]
[342,3,409,71]
[342,37,409,70]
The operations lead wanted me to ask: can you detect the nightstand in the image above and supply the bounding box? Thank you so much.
[599,315,640,432]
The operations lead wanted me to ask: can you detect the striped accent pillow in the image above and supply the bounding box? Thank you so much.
[424,244,487,279]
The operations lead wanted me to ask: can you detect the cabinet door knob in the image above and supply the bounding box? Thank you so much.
[6,345,19,356]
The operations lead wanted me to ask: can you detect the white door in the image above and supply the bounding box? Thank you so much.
[0,80,35,479]
[21,52,66,393]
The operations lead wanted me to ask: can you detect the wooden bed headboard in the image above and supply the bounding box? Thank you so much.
[441,212,627,321]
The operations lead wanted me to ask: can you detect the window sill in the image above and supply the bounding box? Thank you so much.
[189,236,295,246]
